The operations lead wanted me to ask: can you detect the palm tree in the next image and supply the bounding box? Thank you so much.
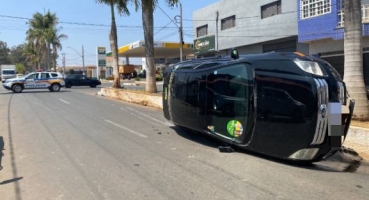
[24,42,41,71]
[50,28,68,71]
[130,0,179,93]
[26,11,65,71]
[344,0,369,120]
[96,0,130,88]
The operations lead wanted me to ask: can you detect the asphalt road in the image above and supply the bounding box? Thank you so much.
[0,84,368,200]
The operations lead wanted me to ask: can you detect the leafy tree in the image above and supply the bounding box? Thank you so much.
[9,44,26,64]
[0,41,11,64]
[16,63,26,74]
[96,0,130,88]
[344,0,369,119]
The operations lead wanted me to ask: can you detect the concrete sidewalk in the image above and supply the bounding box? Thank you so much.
[100,79,163,87]
[344,126,369,160]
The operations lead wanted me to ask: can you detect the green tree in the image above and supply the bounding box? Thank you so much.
[0,41,11,64]
[16,63,26,74]
[344,0,369,120]
[9,44,26,64]
[96,0,130,88]
[26,11,66,71]
[130,0,179,93]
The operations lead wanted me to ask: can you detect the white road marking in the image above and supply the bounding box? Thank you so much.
[125,107,172,126]
[59,99,70,104]
[105,119,148,138]
[123,108,157,126]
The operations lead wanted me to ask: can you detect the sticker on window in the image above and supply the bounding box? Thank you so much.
[226,120,243,137]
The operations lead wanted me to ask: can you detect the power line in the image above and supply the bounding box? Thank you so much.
[0,14,186,29]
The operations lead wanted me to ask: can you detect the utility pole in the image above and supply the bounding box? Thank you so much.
[82,45,85,75]
[216,11,219,52]
[62,53,66,76]
[179,4,183,62]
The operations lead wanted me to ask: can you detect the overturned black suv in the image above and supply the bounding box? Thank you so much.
[162,52,354,162]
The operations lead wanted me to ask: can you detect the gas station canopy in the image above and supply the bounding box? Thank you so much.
[106,40,194,58]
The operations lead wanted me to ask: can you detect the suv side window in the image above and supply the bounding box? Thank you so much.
[51,73,58,77]
[41,73,50,79]
[27,73,39,79]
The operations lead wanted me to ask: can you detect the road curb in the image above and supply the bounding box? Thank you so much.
[100,87,162,109]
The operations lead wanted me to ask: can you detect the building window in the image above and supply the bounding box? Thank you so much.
[221,15,236,30]
[300,0,331,19]
[337,1,369,27]
[197,25,208,37]
[261,1,282,19]
[363,5,369,23]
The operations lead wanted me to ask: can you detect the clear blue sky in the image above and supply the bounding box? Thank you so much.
[0,0,217,66]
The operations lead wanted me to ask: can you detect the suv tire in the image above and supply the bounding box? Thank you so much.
[90,83,97,88]
[66,82,72,88]
[50,83,61,92]
[12,84,23,93]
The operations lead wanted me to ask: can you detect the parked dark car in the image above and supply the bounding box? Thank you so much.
[163,52,354,163]
[65,74,101,88]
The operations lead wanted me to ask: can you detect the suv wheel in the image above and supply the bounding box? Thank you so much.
[66,82,72,88]
[90,83,97,88]
[12,84,23,93]
[51,83,61,92]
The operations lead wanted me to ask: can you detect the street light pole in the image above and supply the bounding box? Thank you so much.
[82,45,85,75]
[67,46,85,75]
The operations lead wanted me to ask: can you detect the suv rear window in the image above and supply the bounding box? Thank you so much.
[51,73,59,77]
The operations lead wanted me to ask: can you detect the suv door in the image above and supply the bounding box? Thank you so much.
[206,63,254,144]
[38,72,51,88]
[80,75,91,86]
[24,73,39,89]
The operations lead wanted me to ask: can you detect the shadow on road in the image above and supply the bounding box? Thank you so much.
[170,126,221,149]
[0,90,71,95]
[0,177,23,185]
[171,126,368,173]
